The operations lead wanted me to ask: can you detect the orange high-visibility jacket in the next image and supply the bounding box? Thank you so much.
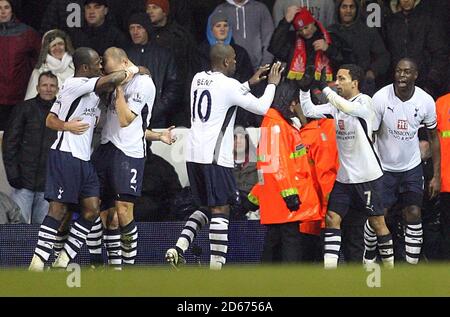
[299,119,338,235]
[249,108,321,225]
[437,93,450,193]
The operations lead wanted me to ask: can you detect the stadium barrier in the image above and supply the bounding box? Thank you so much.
[0,221,266,267]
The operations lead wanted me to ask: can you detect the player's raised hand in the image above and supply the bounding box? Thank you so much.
[248,64,270,86]
[159,126,177,145]
[65,117,89,135]
[267,61,285,86]
[428,176,441,199]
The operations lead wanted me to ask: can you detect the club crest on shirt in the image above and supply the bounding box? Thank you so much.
[132,93,143,103]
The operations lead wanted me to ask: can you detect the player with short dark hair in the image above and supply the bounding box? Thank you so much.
[370,58,441,264]
[299,64,394,269]
[28,47,137,271]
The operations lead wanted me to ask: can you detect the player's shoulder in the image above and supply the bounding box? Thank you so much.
[413,86,435,105]
[130,74,155,91]
[372,84,393,100]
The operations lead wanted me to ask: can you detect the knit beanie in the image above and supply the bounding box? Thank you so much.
[146,0,170,15]
[293,8,315,30]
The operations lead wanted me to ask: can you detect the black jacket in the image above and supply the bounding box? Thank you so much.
[384,4,448,94]
[269,19,344,74]
[127,42,181,128]
[2,96,57,192]
[328,0,390,78]
[68,20,128,55]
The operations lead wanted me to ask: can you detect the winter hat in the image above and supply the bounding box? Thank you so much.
[146,0,170,15]
[128,12,154,37]
[210,11,228,27]
[293,8,315,30]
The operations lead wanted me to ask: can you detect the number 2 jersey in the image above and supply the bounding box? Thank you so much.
[186,71,276,168]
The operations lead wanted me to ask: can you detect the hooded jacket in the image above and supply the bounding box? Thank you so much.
[328,0,390,77]
[249,108,321,225]
[198,12,254,85]
[212,0,274,70]
[126,13,181,128]
[0,17,41,105]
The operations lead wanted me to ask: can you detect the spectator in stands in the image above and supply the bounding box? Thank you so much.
[212,1,274,72]
[199,11,264,128]
[68,0,128,56]
[40,0,84,34]
[328,0,390,96]
[269,7,343,84]
[0,191,25,224]
[273,0,336,28]
[384,0,448,98]
[25,29,75,100]
[126,12,181,128]
[2,72,58,224]
[40,0,121,34]
[199,11,253,86]
[0,0,41,131]
[146,0,200,127]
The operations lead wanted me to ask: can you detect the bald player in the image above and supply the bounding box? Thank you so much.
[29,47,137,271]
[92,47,174,268]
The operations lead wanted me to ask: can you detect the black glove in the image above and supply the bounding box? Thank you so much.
[8,178,22,189]
[283,194,301,212]
[316,67,328,91]
[242,195,259,212]
[297,65,316,91]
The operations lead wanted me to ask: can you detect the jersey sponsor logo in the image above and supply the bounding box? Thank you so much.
[82,107,98,117]
[338,119,345,130]
[57,187,64,200]
[397,120,408,130]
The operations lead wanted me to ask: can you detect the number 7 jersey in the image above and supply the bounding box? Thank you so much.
[186,71,276,168]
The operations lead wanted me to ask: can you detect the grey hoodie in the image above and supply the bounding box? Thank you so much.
[213,0,274,70]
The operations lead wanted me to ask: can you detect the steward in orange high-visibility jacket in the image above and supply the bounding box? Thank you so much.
[247,81,322,262]
[298,119,338,236]
[436,93,450,193]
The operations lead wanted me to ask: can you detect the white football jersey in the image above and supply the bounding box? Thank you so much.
[50,77,101,161]
[300,87,383,184]
[372,84,437,172]
[101,74,156,158]
[186,71,276,167]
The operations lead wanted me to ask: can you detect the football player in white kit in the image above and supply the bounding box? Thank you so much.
[29,47,137,271]
[371,58,441,264]
[92,47,175,268]
[166,44,283,270]
[299,64,394,269]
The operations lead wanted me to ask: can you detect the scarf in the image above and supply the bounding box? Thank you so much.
[287,21,333,82]
[45,52,73,74]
